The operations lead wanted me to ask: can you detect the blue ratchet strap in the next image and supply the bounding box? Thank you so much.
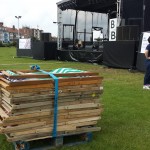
[38,69,58,137]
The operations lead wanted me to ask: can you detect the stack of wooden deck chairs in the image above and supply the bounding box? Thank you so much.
[0,68,103,142]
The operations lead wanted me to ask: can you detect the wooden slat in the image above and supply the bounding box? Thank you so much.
[6,127,101,142]
[5,103,101,116]
[10,125,76,137]
[5,84,100,94]
[1,120,97,134]
[1,79,102,90]
[1,76,102,87]
[3,89,100,100]
[0,107,9,119]
[4,111,101,126]
[2,103,11,113]
[3,72,99,79]
[3,108,102,122]
[1,71,13,77]
[0,120,3,127]
[1,122,47,133]
[8,118,99,137]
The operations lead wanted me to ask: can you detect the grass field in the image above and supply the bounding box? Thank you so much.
[0,47,150,150]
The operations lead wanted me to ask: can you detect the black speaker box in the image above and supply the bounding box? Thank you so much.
[116,25,139,41]
[32,41,57,60]
[144,0,150,31]
[122,0,143,20]
[41,33,52,42]
[122,0,150,32]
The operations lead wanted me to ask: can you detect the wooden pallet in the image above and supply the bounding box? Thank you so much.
[13,131,97,150]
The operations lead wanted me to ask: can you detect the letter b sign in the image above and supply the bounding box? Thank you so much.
[109,18,117,41]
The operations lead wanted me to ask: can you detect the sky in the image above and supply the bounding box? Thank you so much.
[0,0,60,36]
[0,0,108,38]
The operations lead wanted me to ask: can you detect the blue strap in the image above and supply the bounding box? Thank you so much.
[38,69,58,137]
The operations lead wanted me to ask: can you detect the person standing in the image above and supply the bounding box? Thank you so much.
[143,36,150,89]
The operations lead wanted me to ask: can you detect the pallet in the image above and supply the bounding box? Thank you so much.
[13,131,95,150]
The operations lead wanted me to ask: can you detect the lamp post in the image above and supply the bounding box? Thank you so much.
[53,22,61,24]
[15,16,21,39]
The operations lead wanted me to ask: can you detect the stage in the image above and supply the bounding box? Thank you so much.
[56,0,150,72]
[16,0,150,72]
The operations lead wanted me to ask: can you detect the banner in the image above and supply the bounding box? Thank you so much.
[109,18,117,41]
[19,39,31,49]
[3,32,9,43]
[140,32,150,53]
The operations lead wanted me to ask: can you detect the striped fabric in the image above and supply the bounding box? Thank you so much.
[6,70,18,76]
[50,68,85,74]
[5,68,85,77]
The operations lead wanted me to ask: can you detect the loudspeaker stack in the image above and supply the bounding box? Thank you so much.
[116,25,139,41]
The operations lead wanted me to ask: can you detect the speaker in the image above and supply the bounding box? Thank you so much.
[128,18,143,33]
[122,0,144,32]
[41,33,52,42]
[116,27,123,40]
[116,25,139,41]
[32,41,57,60]
[144,0,150,31]
[122,0,143,20]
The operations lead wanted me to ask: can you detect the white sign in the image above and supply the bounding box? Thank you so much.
[109,18,117,41]
[140,32,150,53]
[19,39,31,49]
[93,31,103,41]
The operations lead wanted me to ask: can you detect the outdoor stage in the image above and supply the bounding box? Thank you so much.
[16,0,150,72]
[56,0,150,71]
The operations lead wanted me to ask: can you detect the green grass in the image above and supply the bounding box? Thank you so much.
[0,47,150,150]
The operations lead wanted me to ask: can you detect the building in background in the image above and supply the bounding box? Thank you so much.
[0,22,54,43]
[20,26,32,39]
[31,28,43,41]
[0,22,7,42]
[6,26,17,42]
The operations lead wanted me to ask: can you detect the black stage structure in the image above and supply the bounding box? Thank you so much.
[57,0,118,63]
[16,0,150,71]
[103,41,139,69]
[57,0,150,71]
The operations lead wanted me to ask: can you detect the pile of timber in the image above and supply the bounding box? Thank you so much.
[0,69,103,142]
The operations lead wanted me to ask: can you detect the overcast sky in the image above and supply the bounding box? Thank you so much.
[0,0,60,36]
